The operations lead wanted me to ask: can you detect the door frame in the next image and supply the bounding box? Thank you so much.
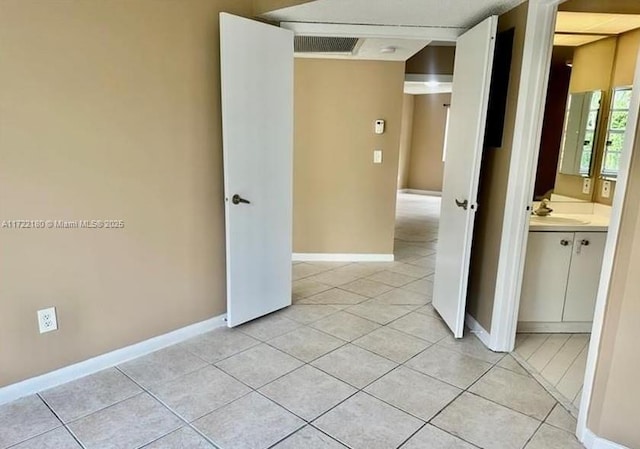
[489,0,640,446]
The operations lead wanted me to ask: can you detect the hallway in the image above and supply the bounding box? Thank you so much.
[0,194,584,449]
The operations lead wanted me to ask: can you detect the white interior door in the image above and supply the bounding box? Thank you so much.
[220,13,294,327]
[433,16,498,338]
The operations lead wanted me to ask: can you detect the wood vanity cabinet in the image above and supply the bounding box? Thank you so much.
[518,231,607,332]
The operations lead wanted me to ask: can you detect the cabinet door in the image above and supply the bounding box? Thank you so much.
[519,232,574,322]
[563,232,607,322]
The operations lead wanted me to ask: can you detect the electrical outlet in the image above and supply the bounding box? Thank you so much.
[602,180,611,198]
[582,177,592,195]
[373,149,383,164]
[37,307,58,333]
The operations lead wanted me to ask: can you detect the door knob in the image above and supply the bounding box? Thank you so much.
[231,194,250,205]
[455,199,468,210]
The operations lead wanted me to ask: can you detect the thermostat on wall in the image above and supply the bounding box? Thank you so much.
[374,119,385,134]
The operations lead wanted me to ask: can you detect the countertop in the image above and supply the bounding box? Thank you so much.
[529,213,609,232]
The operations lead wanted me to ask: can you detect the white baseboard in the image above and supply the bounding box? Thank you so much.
[465,313,493,348]
[517,321,593,333]
[292,253,394,262]
[583,429,629,449]
[0,314,227,406]
[400,189,442,197]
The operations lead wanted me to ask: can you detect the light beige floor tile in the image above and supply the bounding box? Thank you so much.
[149,366,251,422]
[311,344,397,388]
[306,270,363,287]
[388,312,449,343]
[540,334,589,386]
[293,263,332,280]
[436,334,504,364]
[278,304,342,324]
[365,366,460,421]
[545,404,577,433]
[260,365,356,421]
[0,395,61,448]
[333,264,387,279]
[41,368,141,423]
[143,427,214,448]
[525,423,584,449]
[572,387,583,409]
[401,278,433,295]
[293,279,333,300]
[310,311,380,341]
[432,392,540,449]
[298,288,369,305]
[372,288,429,305]
[515,334,550,360]
[527,334,571,372]
[215,344,303,388]
[313,392,423,449]
[498,354,530,376]
[345,302,415,325]
[238,313,301,341]
[272,426,347,448]
[118,346,208,388]
[340,279,394,298]
[193,392,304,449]
[386,262,430,278]
[68,393,182,449]
[405,346,492,389]
[182,327,260,363]
[353,327,429,363]
[400,424,476,449]
[556,345,588,402]
[268,326,345,362]
[413,303,440,318]
[366,270,418,287]
[9,427,80,449]
[469,367,556,420]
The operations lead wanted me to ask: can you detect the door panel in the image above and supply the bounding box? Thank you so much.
[432,16,498,337]
[220,13,294,327]
[563,232,606,322]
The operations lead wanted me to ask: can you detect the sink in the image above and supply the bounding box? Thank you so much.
[530,216,591,225]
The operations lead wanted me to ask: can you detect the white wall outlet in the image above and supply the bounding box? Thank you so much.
[602,180,611,198]
[373,149,383,164]
[37,307,58,333]
[582,177,592,195]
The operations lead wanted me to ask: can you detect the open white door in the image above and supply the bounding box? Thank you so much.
[220,13,294,327]
[433,16,497,338]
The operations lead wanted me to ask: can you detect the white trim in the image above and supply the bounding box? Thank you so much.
[577,38,640,443]
[583,429,630,449]
[465,313,492,348]
[0,314,227,406]
[400,189,442,197]
[489,0,559,353]
[516,321,593,333]
[292,253,394,262]
[279,22,461,41]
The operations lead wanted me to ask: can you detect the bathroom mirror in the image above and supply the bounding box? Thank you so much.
[558,90,602,177]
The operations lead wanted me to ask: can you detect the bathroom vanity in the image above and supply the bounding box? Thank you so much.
[518,207,609,333]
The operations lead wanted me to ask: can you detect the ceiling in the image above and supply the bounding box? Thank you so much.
[263,0,527,29]
[554,12,640,47]
[295,38,430,61]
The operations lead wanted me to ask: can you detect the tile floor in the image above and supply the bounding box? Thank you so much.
[0,194,585,449]
[514,333,590,415]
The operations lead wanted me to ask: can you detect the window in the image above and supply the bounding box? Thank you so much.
[602,87,632,178]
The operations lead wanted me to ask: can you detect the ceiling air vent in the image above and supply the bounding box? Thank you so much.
[294,36,359,54]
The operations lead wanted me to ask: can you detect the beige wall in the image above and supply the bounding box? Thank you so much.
[467,1,528,330]
[405,94,449,192]
[397,95,415,189]
[588,102,640,449]
[405,46,456,75]
[0,0,254,387]
[293,59,405,255]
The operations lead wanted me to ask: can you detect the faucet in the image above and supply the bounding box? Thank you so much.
[533,198,553,216]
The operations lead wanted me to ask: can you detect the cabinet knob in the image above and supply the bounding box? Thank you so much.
[560,239,571,246]
[581,239,590,246]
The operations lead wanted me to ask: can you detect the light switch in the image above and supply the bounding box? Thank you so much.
[373,149,383,164]
[374,120,385,134]
[602,180,611,198]
[582,177,592,195]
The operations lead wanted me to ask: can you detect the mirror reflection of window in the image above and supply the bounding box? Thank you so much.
[602,87,632,179]
[558,90,602,177]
